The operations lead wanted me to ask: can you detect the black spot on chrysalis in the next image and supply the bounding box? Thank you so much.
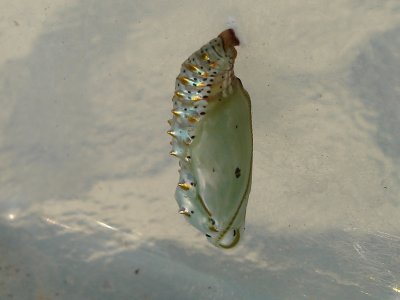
[235,167,241,178]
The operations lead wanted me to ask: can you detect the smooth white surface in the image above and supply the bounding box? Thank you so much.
[1,1,400,299]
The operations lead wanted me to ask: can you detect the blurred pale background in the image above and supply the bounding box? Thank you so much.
[1,1,400,299]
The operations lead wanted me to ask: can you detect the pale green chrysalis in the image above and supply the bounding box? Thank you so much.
[168,29,253,249]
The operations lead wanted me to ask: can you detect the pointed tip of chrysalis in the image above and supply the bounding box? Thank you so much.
[219,28,240,49]
[224,17,247,47]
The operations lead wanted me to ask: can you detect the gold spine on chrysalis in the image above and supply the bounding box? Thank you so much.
[188,116,198,123]
[191,95,202,101]
[178,208,191,217]
[172,110,183,117]
[201,53,210,61]
[169,151,179,157]
[167,130,177,138]
[175,91,185,98]
[178,77,191,85]
[178,183,191,191]
[178,77,206,88]
[209,225,219,232]
[185,63,208,77]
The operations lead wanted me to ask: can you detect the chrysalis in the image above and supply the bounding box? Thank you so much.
[168,29,253,249]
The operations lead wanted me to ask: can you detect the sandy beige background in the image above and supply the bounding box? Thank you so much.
[1,1,400,299]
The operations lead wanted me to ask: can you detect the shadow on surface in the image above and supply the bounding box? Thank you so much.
[349,25,400,185]
[0,1,172,209]
[1,218,399,300]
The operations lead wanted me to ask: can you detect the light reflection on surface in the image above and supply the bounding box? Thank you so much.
[96,220,119,231]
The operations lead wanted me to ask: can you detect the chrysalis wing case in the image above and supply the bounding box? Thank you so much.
[168,29,253,249]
